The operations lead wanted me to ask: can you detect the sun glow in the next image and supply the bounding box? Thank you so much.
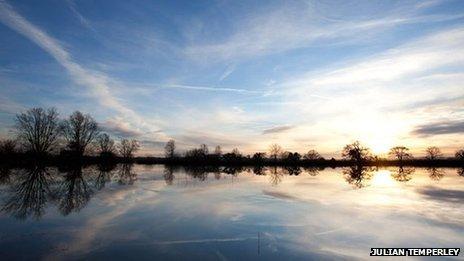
[371,170,395,187]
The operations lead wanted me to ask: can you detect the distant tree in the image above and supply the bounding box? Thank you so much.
[425,146,442,160]
[268,144,283,160]
[200,144,209,155]
[455,149,464,160]
[214,145,222,157]
[388,146,412,161]
[0,139,17,155]
[164,139,176,158]
[231,148,241,157]
[252,152,266,161]
[304,149,322,160]
[118,139,140,159]
[97,133,115,157]
[61,111,99,156]
[342,141,372,163]
[15,107,60,155]
[284,152,301,161]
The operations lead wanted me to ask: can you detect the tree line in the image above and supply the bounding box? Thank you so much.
[0,107,139,161]
[0,107,463,166]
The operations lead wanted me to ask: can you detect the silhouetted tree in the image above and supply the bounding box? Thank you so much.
[268,144,283,160]
[455,149,464,160]
[252,152,266,162]
[200,144,209,155]
[118,139,140,159]
[304,149,322,160]
[425,146,442,160]
[61,111,99,156]
[388,146,412,161]
[342,141,372,163]
[284,152,301,162]
[0,139,16,155]
[15,107,60,155]
[2,166,54,220]
[96,133,116,158]
[214,145,222,157]
[164,139,176,158]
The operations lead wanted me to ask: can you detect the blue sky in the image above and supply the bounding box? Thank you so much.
[1,0,464,156]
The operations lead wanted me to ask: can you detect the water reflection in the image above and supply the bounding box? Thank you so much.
[2,166,54,220]
[0,164,463,259]
[391,166,415,182]
[342,165,374,188]
[0,165,460,221]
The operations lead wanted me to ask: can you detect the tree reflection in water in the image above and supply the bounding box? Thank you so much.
[56,166,93,216]
[0,165,12,185]
[391,166,415,182]
[117,164,137,185]
[342,165,374,188]
[427,167,445,181]
[2,166,55,220]
[163,165,176,185]
[268,166,284,186]
[253,166,265,176]
[283,166,301,176]
[303,166,321,176]
[95,163,116,190]
[458,168,464,177]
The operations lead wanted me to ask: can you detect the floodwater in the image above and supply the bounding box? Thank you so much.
[0,165,463,260]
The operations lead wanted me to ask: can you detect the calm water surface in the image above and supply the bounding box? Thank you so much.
[0,165,463,260]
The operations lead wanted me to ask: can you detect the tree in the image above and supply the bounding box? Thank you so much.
[388,146,412,161]
[304,149,322,160]
[0,139,16,155]
[97,133,115,157]
[118,139,140,159]
[231,148,241,157]
[61,111,99,156]
[200,144,209,155]
[15,107,60,155]
[252,152,266,161]
[214,145,222,156]
[455,149,464,160]
[341,141,372,163]
[268,144,283,160]
[164,139,176,158]
[425,146,442,160]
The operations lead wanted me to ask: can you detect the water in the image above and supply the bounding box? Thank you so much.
[0,165,463,260]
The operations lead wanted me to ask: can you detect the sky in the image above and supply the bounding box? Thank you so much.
[0,0,463,157]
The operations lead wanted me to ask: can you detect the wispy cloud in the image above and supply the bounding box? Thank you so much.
[412,121,464,137]
[184,1,462,62]
[219,64,235,82]
[262,125,294,135]
[65,0,94,31]
[0,0,153,133]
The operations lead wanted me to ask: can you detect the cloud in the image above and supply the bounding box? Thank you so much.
[412,121,464,137]
[219,64,235,82]
[184,1,462,62]
[0,0,155,133]
[100,118,144,138]
[417,187,464,203]
[262,125,294,134]
[65,0,94,31]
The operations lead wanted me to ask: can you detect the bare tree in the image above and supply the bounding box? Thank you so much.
[200,144,209,155]
[0,139,16,155]
[425,146,442,160]
[388,146,412,161]
[214,145,222,156]
[97,133,115,156]
[164,139,176,158]
[342,141,372,163]
[231,148,241,157]
[61,111,99,156]
[15,107,60,155]
[455,149,464,160]
[304,149,321,160]
[268,144,283,160]
[118,139,140,158]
